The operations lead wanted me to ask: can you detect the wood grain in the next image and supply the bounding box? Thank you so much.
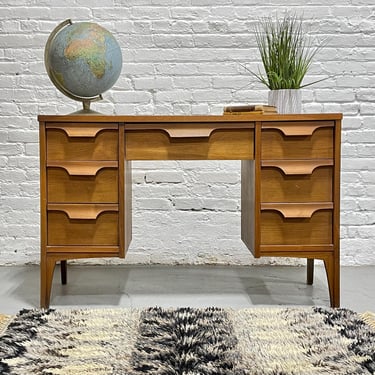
[126,129,254,160]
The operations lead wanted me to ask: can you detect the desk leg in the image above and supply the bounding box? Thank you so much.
[40,256,56,309]
[60,260,67,285]
[307,258,314,285]
[323,254,340,308]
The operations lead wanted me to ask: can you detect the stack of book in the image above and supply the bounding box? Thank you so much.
[223,104,277,115]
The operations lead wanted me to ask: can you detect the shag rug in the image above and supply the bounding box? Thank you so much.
[0,307,374,374]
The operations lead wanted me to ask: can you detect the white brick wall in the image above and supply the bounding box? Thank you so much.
[0,1,374,266]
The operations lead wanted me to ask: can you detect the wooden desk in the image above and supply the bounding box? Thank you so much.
[38,113,342,308]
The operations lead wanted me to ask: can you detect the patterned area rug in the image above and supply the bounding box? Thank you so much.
[0,307,374,374]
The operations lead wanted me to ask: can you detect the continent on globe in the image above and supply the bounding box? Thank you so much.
[64,23,108,80]
[45,19,122,110]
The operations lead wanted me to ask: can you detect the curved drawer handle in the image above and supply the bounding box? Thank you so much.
[261,203,333,218]
[48,204,118,220]
[164,127,214,138]
[262,121,333,136]
[128,125,214,138]
[47,161,118,176]
[46,124,117,137]
[261,160,333,175]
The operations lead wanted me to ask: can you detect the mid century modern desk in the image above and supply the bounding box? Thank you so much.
[38,113,342,308]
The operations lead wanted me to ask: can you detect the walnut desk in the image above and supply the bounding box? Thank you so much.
[38,113,342,308]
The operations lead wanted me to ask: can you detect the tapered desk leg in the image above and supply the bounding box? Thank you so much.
[60,260,67,285]
[40,256,56,309]
[307,258,314,285]
[323,254,340,308]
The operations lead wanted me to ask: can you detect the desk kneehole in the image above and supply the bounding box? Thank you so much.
[125,127,255,160]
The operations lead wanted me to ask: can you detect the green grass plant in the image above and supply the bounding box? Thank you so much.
[251,13,326,90]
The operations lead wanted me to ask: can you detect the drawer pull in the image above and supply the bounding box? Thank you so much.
[261,203,333,218]
[262,121,333,136]
[47,161,118,176]
[46,123,118,137]
[167,128,212,138]
[48,204,118,220]
[261,160,333,175]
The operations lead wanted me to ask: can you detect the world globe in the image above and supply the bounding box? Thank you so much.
[45,19,122,113]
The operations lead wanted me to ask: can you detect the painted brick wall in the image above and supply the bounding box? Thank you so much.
[0,1,374,266]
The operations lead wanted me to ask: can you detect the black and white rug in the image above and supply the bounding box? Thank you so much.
[0,307,374,374]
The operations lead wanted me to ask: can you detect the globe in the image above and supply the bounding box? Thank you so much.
[45,19,122,113]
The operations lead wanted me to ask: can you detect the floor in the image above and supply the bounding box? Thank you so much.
[0,264,374,315]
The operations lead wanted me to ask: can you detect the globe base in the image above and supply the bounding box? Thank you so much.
[69,108,103,115]
[68,98,103,115]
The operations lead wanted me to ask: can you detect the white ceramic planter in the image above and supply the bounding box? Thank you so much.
[268,89,302,114]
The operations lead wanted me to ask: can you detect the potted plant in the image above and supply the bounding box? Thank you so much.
[250,13,326,113]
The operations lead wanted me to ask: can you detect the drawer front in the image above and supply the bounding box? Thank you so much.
[260,210,332,246]
[126,128,254,160]
[46,127,118,160]
[47,210,118,245]
[261,127,333,159]
[47,167,118,203]
[261,165,333,202]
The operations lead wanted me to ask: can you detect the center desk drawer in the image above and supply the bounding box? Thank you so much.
[47,204,118,245]
[261,122,334,159]
[47,161,118,203]
[125,126,254,160]
[46,123,118,160]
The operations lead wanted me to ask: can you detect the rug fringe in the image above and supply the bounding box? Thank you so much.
[360,311,375,329]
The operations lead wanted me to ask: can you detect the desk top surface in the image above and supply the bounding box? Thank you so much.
[38,113,343,123]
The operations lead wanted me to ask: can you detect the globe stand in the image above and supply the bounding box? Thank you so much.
[69,96,103,115]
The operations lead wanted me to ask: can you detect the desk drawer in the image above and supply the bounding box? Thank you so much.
[126,128,254,160]
[47,163,118,203]
[261,123,333,159]
[47,204,118,245]
[46,124,118,160]
[260,206,332,246]
[261,162,333,202]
